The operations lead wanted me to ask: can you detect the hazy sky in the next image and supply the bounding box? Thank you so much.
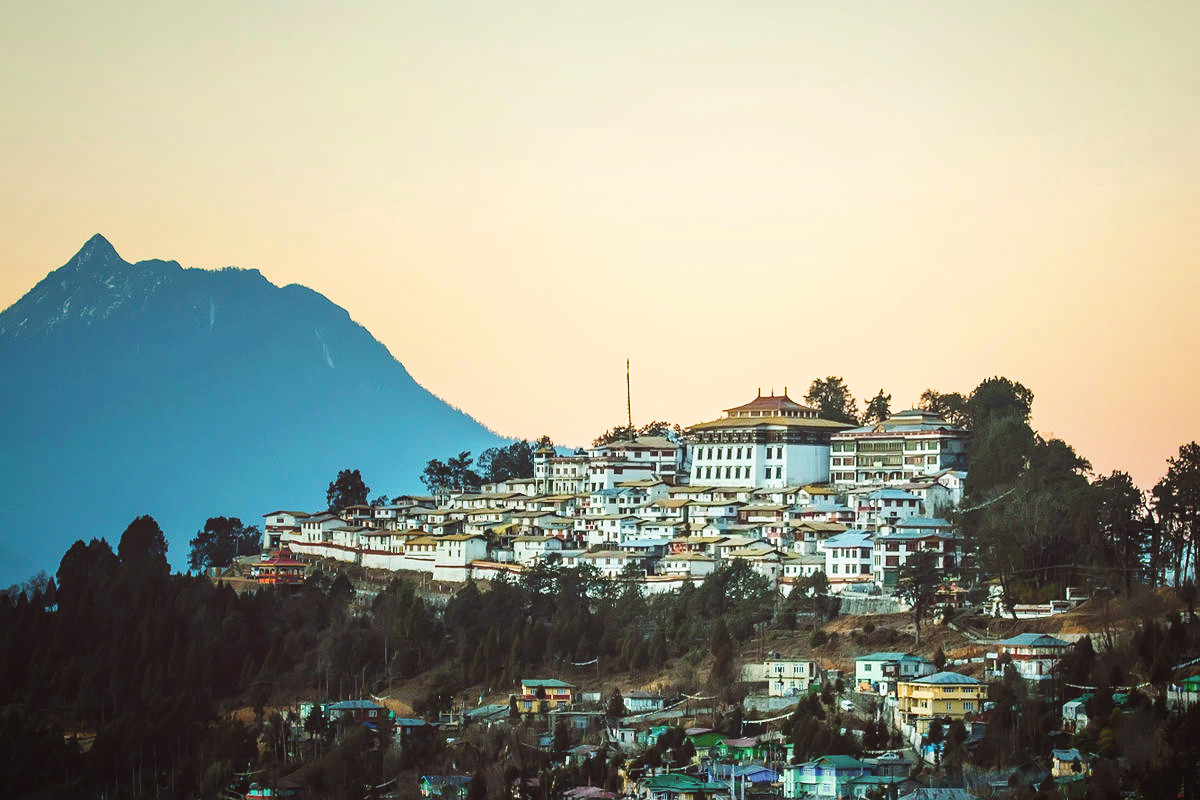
[2,1,1197,489]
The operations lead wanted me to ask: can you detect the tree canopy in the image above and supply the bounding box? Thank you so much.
[326,468,369,511]
[476,439,546,484]
[862,390,891,424]
[895,551,941,647]
[188,516,261,571]
[421,451,481,495]
[592,421,683,447]
[117,515,168,575]
[1153,441,1200,588]
[918,389,969,428]
[805,377,859,425]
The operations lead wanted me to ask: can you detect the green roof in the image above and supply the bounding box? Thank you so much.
[521,679,575,688]
[643,774,704,790]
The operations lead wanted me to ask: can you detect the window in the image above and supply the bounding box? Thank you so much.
[963,701,974,711]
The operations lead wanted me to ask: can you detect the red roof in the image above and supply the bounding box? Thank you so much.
[723,391,817,415]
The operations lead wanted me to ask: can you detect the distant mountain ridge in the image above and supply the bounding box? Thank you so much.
[0,235,504,585]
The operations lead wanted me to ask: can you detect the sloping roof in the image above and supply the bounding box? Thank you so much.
[521,678,575,689]
[328,699,385,711]
[688,415,853,432]
[897,789,978,800]
[994,633,1070,648]
[913,671,982,685]
[895,516,953,529]
[864,488,921,501]
[643,774,705,791]
[823,530,874,548]
[722,391,818,415]
[857,651,922,662]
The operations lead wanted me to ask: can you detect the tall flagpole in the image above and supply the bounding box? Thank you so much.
[626,358,633,434]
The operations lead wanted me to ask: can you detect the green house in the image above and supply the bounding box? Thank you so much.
[687,730,729,751]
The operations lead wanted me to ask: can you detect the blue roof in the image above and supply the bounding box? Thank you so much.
[913,671,981,685]
[858,651,926,663]
[824,530,873,547]
[878,529,954,540]
[422,776,472,787]
[804,502,851,512]
[395,717,428,727]
[895,517,952,528]
[865,488,921,500]
[994,633,1069,647]
[620,537,670,548]
[328,699,385,710]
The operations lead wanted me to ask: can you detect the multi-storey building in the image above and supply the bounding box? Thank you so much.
[855,652,936,694]
[585,436,682,492]
[986,633,1070,683]
[895,671,986,735]
[821,530,874,586]
[759,657,822,696]
[533,446,590,495]
[261,510,309,551]
[853,488,923,530]
[687,391,852,488]
[829,409,968,487]
[871,521,958,589]
[517,679,575,713]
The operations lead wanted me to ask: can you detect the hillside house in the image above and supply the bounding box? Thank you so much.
[262,510,309,551]
[518,679,575,713]
[855,652,936,694]
[828,409,969,488]
[783,755,874,799]
[821,531,874,586]
[761,657,821,696]
[896,672,986,735]
[986,633,1070,683]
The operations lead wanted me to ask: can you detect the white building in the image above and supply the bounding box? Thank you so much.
[686,391,852,488]
[855,652,936,694]
[853,488,923,530]
[586,436,682,491]
[262,510,308,551]
[760,658,822,697]
[829,409,969,488]
[986,633,1070,683]
[821,530,874,587]
[534,447,591,495]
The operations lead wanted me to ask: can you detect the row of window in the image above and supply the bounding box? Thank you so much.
[696,445,786,461]
[832,439,943,453]
[695,465,785,481]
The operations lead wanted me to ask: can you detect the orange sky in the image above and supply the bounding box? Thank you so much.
[2,1,1197,490]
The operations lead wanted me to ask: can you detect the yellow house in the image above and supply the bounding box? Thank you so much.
[517,679,575,713]
[895,671,986,734]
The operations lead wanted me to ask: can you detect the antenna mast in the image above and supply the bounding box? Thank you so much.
[626,358,633,435]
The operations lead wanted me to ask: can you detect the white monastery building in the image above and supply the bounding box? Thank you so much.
[686,391,852,488]
[829,409,968,488]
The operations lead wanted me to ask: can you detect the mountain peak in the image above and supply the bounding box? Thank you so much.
[69,234,124,270]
